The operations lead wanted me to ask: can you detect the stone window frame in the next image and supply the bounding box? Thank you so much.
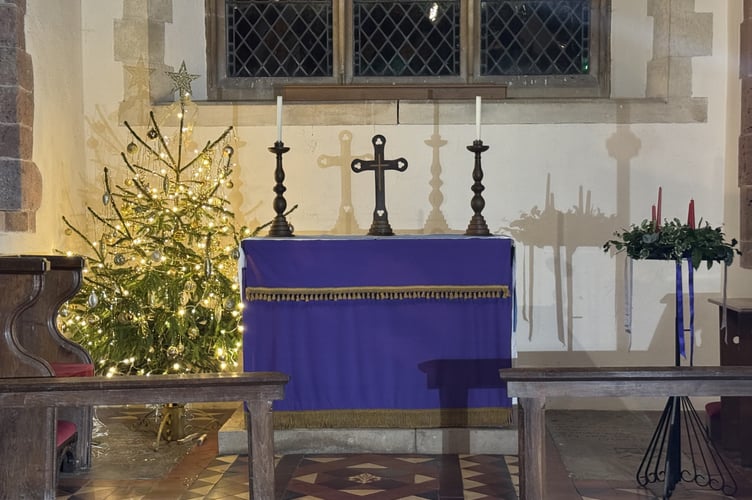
[204,0,612,101]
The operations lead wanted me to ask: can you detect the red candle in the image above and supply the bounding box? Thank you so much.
[688,199,695,229]
[652,205,656,222]
[656,187,662,230]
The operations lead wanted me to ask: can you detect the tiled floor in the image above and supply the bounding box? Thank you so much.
[57,434,519,499]
[56,410,752,499]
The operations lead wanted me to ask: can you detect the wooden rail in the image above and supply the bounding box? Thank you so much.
[0,371,288,500]
[499,366,752,499]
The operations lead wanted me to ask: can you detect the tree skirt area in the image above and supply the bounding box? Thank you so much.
[86,403,236,480]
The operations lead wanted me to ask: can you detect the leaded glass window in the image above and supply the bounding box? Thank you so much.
[226,0,333,78]
[481,0,590,76]
[207,0,609,100]
[353,0,460,77]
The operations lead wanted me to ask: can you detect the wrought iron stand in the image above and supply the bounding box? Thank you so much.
[636,268,736,498]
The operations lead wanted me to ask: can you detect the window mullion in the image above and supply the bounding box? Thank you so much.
[464,0,475,82]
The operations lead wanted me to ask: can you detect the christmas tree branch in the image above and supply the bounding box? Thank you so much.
[180,126,233,174]
[148,110,177,168]
[123,118,174,172]
[103,167,134,240]
[62,215,106,260]
[177,100,185,176]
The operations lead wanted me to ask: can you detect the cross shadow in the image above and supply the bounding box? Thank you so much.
[317,130,371,234]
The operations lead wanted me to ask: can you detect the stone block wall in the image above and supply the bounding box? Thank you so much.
[0,0,41,232]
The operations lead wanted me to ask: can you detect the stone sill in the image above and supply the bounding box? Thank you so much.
[146,97,707,128]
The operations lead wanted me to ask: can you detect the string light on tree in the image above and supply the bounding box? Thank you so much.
[60,64,263,376]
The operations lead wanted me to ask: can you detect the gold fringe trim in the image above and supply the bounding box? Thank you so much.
[272,408,513,429]
[246,285,510,302]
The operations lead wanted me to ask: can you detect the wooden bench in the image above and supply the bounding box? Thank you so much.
[0,255,95,472]
[14,255,95,469]
[499,366,752,499]
[0,372,288,499]
[0,256,289,498]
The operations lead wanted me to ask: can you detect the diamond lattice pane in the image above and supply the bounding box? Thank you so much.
[227,0,333,78]
[481,0,590,76]
[353,0,460,77]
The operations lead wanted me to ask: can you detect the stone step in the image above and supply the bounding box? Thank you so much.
[218,406,518,455]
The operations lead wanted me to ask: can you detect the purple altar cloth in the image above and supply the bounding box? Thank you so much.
[241,235,514,412]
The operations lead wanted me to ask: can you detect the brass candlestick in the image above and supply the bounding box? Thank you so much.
[267,141,294,237]
[465,140,491,236]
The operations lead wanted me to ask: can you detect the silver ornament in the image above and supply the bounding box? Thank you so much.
[88,291,99,308]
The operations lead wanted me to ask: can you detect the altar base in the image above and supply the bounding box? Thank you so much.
[217,406,517,456]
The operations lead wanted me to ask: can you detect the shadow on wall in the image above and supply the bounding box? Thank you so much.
[503,174,618,349]
[502,103,642,358]
[319,103,467,236]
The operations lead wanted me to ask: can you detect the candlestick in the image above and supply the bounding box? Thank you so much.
[465,139,491,236]
[475,96,482,141]
[267,140,293,237]
[276,95,283,143]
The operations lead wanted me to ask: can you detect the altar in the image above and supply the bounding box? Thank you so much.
[241,235,515,428]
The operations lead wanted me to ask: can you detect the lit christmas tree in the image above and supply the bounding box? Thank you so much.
[60,63,257,376]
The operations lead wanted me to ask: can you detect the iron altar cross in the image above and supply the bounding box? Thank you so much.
[351,135,408,236]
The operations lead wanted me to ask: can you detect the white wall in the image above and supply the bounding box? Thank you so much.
[17,0,752,410]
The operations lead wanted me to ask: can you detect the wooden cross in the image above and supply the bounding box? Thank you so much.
[351,135,408,236]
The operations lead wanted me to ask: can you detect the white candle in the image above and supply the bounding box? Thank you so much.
[276,95,283,143]
[475,95,482,141]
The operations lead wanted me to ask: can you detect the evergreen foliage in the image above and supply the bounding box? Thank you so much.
[60,99,258,375]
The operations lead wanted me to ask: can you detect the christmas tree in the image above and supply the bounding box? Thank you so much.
[60,63,257,376]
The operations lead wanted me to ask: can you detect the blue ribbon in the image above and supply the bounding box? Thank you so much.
[675,261,685,361]
[688,260,695,366]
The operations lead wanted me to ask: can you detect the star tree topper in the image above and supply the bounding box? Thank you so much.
[168,61,199,101]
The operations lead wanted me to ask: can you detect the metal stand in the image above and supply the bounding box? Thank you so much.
[132,403,219,450]
[268,141,294,237]
[465,140,491,236]
[636,285,737,498]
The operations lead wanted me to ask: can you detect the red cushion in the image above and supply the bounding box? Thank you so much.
[56,420,77,448]
[705,401,721,419]
[50,362,94,377]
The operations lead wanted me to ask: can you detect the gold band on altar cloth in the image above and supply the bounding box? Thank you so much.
[246,284,511,302]
[272,407,513,429]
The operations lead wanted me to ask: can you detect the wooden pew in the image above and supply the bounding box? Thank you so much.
[0,257,289,499]
[14,255,95,469]
[499,366,752,499]
[0,372,288,500]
